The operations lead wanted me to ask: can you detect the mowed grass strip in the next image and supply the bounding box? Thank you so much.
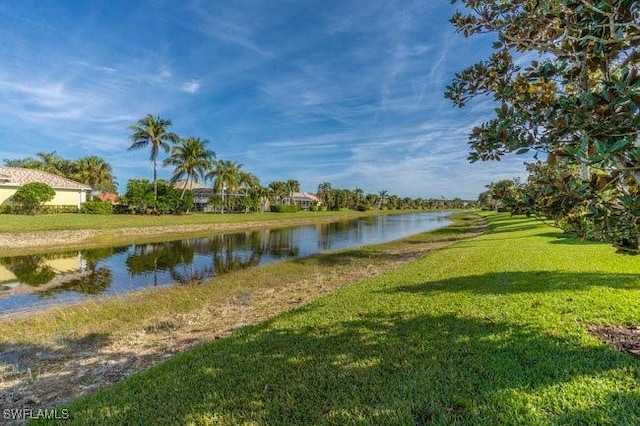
[39,213,640,425]
[0,209,418,233]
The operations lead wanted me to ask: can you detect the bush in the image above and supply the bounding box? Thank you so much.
[270,205,300,213]
[0,205,10,214]
[12,182,56,214]
[41,205,79,214]
[122,179,194,214]
[81,201,114,214]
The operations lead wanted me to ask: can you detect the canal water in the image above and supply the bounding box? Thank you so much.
[0,212,451,315]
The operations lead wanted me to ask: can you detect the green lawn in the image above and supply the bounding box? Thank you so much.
[0,211,369,233]
[39,213,640,425]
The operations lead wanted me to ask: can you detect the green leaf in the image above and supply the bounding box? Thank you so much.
[609,139,630,153]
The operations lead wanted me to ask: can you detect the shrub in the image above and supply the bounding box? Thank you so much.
[122,179,194,214]
[41,205,79,214]
[0,205,10,214]
[12,182,56,214]
[270,205,300,213]
[81,201,114,214]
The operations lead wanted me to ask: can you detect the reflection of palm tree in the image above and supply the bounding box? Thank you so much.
[40,268,113,297]
[208,233,264,274]
[126,241,196,286]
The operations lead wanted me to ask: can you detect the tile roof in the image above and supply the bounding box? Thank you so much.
[172,180,211,190]
[291,192,321,202]
[96,192,119,203]
[0,166,92,190]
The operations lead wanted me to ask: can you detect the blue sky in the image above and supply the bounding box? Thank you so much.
[0,0,530,199]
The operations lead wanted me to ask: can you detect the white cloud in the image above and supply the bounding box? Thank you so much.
[179,79,201,94]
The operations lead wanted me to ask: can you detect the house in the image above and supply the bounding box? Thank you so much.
[172,180,214,212]
[0,166,92,210]
[96,192,119,204]
[281,192,322,210]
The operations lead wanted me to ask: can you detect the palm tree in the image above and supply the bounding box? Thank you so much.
[73,156,117,194]
[376,189,388,209]
[164,137,215,201]
[317,182,332,207]
[238,171,261,213]
[208,160,243,213]
[127,114,180,203]
[353,187,364,201]
[268,181,288,205]
[251,184,271,212]
[36,151,70,178]
[285,179,300,206]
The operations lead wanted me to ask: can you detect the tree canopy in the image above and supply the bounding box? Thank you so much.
[447,0,639,251]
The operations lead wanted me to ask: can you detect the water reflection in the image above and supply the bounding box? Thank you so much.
[1,256,56,286]
[0,212,450,314]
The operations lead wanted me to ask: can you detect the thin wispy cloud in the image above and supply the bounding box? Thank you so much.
[180,79,201,94]
[0,0,527,198]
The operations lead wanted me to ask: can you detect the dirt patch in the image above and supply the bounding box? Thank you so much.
[589,325,640,358]
[0,215,488,423]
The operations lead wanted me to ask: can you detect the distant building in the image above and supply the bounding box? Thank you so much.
[172,180,214,212]
[96,192,119,204]
[0,166,92,210]
[281,192,322,210]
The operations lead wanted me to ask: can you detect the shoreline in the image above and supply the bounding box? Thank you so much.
[0,213,487,417]
[0,215,375,255]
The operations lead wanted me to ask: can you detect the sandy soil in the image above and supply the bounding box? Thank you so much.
[0,219,488,423]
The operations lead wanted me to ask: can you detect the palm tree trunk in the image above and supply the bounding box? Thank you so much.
[153,158,158,206]
[180,178,189,201]
[180,178,190,213]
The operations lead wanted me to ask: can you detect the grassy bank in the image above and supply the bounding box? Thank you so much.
[0,209,446,256]
[1,213,480,347]
[0,209,424,233]
[32,212,639,425]
[2,213,484,413]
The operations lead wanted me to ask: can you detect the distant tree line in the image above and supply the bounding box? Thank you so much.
[3,115,476,215]
[316,182,473,211]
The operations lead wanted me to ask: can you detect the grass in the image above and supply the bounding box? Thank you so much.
[1,213,479,346]
[26,213,640,424]
[0,209,424,233]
